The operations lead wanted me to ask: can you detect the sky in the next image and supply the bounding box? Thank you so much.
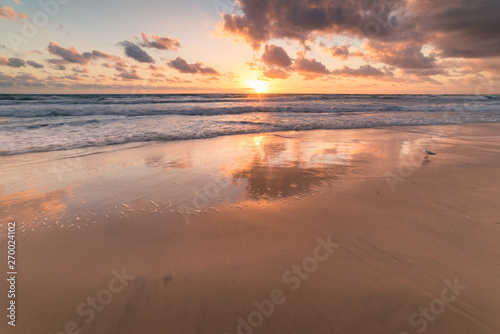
[0,0,499,94]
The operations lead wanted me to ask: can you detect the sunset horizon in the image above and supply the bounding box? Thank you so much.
[1,2,499,334]
[1,0,498,95]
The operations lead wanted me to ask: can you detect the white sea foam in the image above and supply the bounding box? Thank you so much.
[0,94,499,155]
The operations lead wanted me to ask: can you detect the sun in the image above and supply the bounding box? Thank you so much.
[247,79,269,94]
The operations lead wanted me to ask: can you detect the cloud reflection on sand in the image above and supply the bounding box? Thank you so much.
[222,133,360,200]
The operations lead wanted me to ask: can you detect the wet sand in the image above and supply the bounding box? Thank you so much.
[1,123,500,334]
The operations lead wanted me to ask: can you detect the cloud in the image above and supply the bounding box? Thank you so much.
[151,72,165,78]
[409,0,500,58]
[116,69,142,81]
[2,56,59,70]
[48,42,121,64]
[148,64,166,71]
[47,59,65,65]
[65,74,82,81]
[0,5,28,20]
[90,50,121,62]
[364,41,447,76]
[165,76,191,84]
[218,0,500,79]
[0,71,201,90]
[4,57,25,68]
[331,64,390,77]
[350,50,365,58]
[0,71,46,88]
[120,41,155,64]
[294,55,330,75]
[262,68,290,79]
[48,42,88,64]
[15,73,36,81]
[102,62,130,74]
[139,32,180,51]
[72,66,89,73]
[218,0,404,49]
[27,60,44,69]
[219,13,269,50]
[167,57,219,75]
[46,59,66,71]
[364,41,438,70]
[462,59,500,75]
[261,44,292,68]
[329,45,351,60]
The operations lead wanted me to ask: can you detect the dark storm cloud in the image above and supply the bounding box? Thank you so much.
[261,45,292,68]
[120,41,155,64]
[167,57,219,75]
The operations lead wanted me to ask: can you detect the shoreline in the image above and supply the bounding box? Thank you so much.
[2,120,500,158]
[1,123,500,333]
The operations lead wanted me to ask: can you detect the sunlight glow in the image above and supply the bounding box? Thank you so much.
[254,135,264,147]
[247,79,269,94]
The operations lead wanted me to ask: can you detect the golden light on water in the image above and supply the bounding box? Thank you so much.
[253,135,264,147]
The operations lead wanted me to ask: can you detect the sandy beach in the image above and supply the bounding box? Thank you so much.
[1,123,500,334]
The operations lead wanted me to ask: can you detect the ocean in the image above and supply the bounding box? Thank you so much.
[1,94,499,155]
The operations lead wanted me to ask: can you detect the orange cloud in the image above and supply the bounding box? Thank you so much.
[0,5,28,20]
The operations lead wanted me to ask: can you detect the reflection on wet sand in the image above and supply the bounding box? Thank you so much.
[223,135,353,199]
[0,189,69,229]
[145,154,193,170]
[0,128,439,227]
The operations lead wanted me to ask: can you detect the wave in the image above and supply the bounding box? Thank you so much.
[1,93,499,104]
[1,94,499,155]
[2,101,500,118]
[1,111,499,155]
